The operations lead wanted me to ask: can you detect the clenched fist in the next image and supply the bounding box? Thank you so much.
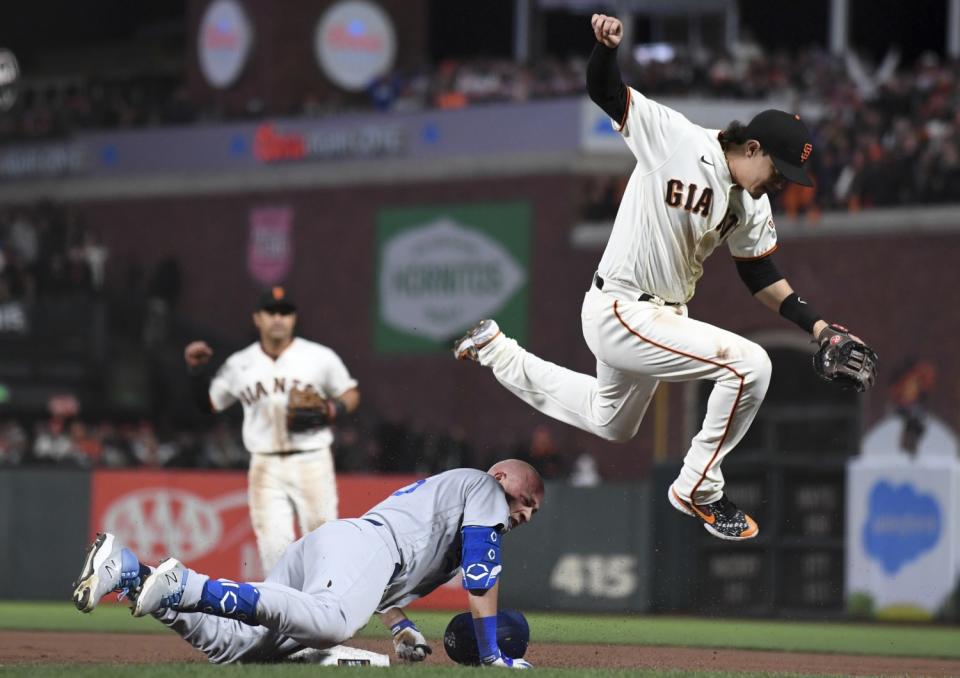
[391,619,432,662]
[184,340,214,368]
[591,13,623,48]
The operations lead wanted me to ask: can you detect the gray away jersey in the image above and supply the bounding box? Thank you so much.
[363,468,510,610]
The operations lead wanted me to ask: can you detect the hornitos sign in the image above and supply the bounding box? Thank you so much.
[376,203,530,353]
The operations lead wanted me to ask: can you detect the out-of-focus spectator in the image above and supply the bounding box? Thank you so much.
[69,420,102,466]
[144,256,182,348]
[128,420,179,467]
[515,424,567,480]
[8,209,39,269]
[570,451,601,487]
[75,226,109,292]
[201,421,247,469]
[33,417,79,464]
[99,422,134,467]
[0,278,28,334]
[0,420,28,465]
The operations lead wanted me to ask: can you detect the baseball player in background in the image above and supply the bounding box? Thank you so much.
[455,14,877,541]
[72,459,543,669]
[184,287,360,571]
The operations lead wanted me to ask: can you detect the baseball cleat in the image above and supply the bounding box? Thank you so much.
[133,557,188,617]
[668,486,759,541]
[72,532,142,613]
[453,319,502,361]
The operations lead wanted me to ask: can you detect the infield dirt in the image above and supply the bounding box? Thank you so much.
[2,630,959,676]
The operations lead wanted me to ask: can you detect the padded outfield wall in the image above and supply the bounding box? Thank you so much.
[0,469,651,613]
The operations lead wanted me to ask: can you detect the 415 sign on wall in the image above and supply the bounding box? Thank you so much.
[549,554,638,599]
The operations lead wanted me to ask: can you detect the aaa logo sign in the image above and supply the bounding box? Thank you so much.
[376,203,529,352]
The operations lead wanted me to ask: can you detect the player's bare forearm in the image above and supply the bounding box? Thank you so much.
[467,580,499,619]
[338,387,360,414]
[377,607,408,628]
[754,279,793,312]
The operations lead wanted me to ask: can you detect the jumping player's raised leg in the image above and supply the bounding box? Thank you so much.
[462,327,659,445]
[458,284,770,539]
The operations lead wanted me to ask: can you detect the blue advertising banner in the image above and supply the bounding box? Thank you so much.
[0,99,583,181]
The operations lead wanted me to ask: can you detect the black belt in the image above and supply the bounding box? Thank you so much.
[594,275,682,306]
[267,449,314,457]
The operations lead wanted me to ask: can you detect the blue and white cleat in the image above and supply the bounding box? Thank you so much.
[72,532,142,613]
[133,557,188,617]
[453,319,502,362]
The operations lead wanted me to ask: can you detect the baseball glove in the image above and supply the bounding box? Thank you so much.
[286,386,333,433]
[813,324,879,392]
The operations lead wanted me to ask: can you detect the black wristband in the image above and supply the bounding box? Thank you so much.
[331,398,348,421]
[779,293,821,334]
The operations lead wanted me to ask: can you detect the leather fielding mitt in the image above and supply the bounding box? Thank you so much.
[286,386,334,432]
[813,324,879,392]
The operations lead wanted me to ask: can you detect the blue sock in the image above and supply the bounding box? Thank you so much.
[199,579,260,625]
[472,615,500,662]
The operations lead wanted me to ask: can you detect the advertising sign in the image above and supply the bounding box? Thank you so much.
[374,203,530,353]
[314,0,397,91]
[846,461,960,619]
[89,470,465,609]
[248,206,293,285]
[198,0,253,89]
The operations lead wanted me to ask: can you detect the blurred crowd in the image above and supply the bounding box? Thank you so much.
[0,199,600,483]
[0,412,600,483]
[0,202,107,306]
[5,45,960,211]
[0,75,192,140]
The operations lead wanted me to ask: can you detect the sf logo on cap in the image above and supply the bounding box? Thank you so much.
[800,143,813,163]
[272,286,285,300]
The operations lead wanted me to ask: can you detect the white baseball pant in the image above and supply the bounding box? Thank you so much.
[478,281,771,505]
[154,519,398,664]
[248,447,339,572]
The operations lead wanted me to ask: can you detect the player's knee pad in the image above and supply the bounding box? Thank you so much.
[199,579,261,625]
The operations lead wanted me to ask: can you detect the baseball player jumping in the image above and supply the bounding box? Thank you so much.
[455,14,877,541]
[184,287,360,571]
[72,459,543,669]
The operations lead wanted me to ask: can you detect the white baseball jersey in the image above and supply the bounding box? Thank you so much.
[597,86,778,304]
[209,338,357,454]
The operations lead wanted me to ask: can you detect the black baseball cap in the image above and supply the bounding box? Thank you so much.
[256,286,297,313]
[744,109,815,187]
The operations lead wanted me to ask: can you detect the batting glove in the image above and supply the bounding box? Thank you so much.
[390,619,432,662]
[481,649,533,669]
